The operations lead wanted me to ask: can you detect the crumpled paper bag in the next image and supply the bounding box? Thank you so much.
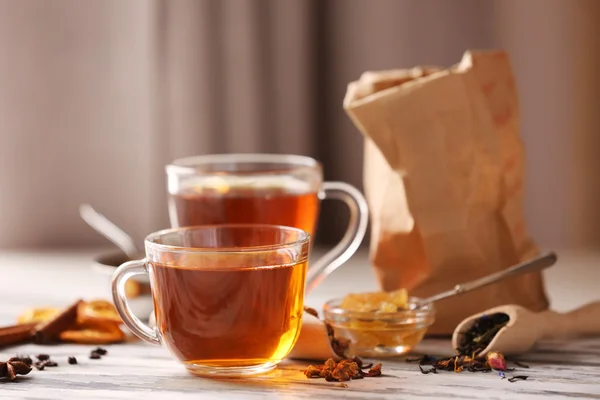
[343,50,549,335]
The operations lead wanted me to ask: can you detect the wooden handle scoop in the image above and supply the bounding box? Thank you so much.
[452,301,600,356]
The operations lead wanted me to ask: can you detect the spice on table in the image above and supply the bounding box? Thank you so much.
[89,352,102,360]
[408,353,529,382]
[508,375,529,382]
[0,323,38,348]
[15,299,126,346]
[364,363,382,377]
[36,354,50,361]
[410,354,492,373]
[32,299,83,344]
[34,358,58,370]
[486,352,507,371]
[93,347,108,355]
[407,312,530,381]
[12,355,33,366]
[68,356,78,365]
[0,359,32,381]
[305,358,382,383]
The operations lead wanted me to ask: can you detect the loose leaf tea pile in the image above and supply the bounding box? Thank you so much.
[409,352,507,374]
[457,313,510,356]
[408,312,529,382]
[305,358,382,382]
[303,307,383,384]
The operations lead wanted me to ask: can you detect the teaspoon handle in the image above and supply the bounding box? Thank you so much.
[423,251,557,304]
[79,203,140,259]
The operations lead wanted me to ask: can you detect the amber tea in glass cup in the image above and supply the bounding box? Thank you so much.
[111,224,310,377]
[166,154,368,293]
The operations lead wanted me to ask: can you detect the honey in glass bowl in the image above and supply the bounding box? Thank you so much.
[323,290,435,358]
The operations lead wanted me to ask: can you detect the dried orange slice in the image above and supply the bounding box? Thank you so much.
[17,307,62,324]
[124,280,141,298]
[77,300,123,325]
[59,322,125,344]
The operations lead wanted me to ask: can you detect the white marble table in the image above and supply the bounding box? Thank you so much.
[0,248,599,399]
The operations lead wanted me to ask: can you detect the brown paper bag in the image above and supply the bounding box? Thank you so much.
[343,50,549,335]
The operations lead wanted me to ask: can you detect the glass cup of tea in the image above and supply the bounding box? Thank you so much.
[111,224,310,376]
[165,154,368,293]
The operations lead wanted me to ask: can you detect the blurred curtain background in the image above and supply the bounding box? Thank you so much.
[0,0,599,250]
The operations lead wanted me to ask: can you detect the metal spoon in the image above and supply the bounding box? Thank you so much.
[79,203,140,259]
[416,251,557,308]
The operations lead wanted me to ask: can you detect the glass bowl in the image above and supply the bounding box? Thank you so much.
[323,297,435,358]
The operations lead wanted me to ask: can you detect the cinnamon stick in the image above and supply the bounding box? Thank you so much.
[32,299,82,344]
[0,323,37,348]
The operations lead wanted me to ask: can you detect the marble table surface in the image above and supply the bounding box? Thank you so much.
[0,247,599,400]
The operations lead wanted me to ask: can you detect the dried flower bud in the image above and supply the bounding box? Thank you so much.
[486,352,507,371]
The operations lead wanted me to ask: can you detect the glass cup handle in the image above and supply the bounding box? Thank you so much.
[305,181,369,293]
[111,259,161,345]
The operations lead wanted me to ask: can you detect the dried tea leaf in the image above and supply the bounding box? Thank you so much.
[419,365,437,374]
[304,365,322,378]
[508,375,529,383]
[457,313,509,356]
[305,358,381,383]
[304,307,319,319]
[331,365,352,382]
[365,362,382,377]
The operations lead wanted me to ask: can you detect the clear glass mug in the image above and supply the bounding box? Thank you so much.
[111,224,310,376]
[165,154,369,292]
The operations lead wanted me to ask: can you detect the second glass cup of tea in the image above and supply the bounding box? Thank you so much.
[166,154,368,292]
